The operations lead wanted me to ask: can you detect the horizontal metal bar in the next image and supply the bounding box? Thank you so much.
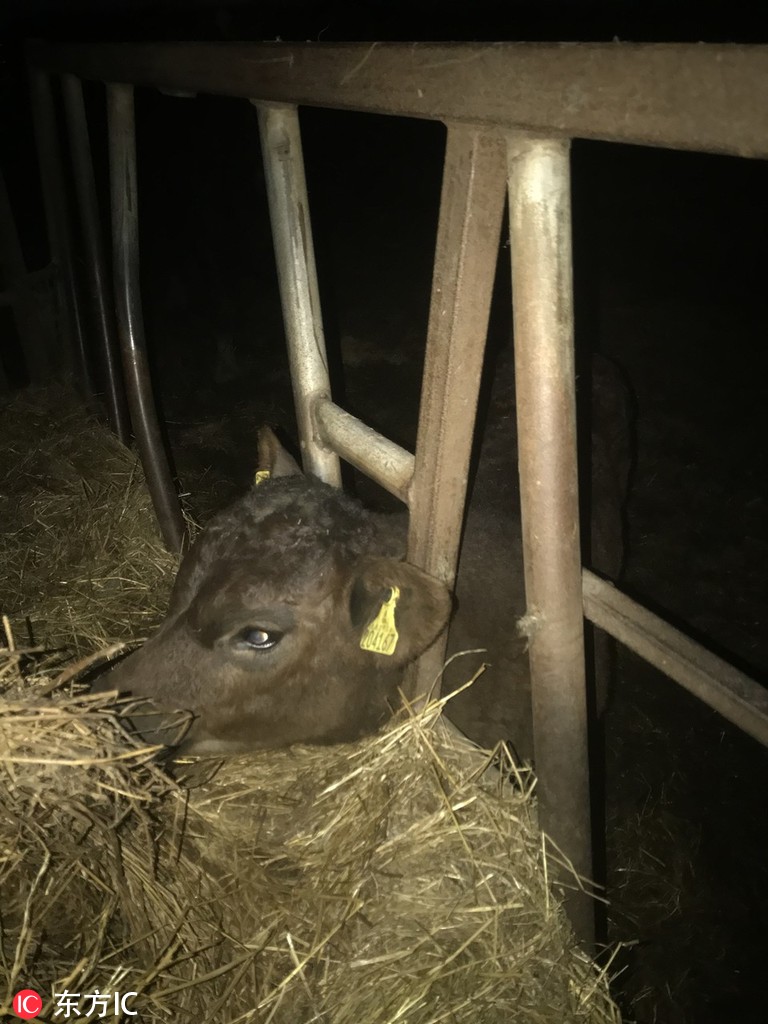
[313,397,414,503]
[583,569,768,748]
[27,41,768,159]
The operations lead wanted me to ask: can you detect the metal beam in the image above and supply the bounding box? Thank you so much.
[28,41,768,160]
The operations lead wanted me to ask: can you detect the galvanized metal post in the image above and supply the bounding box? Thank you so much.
[407,125,507,700]
[107,83,186,553]
[62,73,130,444]
[507,133,594,948]
[28,67,92,391]
[255,102,341,486]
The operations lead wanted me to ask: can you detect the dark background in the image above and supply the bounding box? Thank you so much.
[3,0,768,45]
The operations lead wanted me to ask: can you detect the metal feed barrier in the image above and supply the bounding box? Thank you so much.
[25,40,768,947]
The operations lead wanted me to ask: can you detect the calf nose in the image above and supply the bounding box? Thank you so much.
[120,699,196,750]
[92,664,195,751]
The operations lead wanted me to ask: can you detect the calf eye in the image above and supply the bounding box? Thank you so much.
[235,627,283,651]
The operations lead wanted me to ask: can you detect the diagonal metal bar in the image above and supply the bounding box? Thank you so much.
[107,82,186,553]
[406,125,507,698]
[583,570,768,748]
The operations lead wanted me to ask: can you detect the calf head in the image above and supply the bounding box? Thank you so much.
[96,429,451,756]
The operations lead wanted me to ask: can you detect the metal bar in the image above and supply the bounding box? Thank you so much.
[313,397,414,503]
[28,67,92,390]
[407,125,507,696]
[583,570,768,747]
[62,73,131,444]
[28,41,768,160]
[106,83,186,553]
[507,133,593,947]
[255,102,341,485]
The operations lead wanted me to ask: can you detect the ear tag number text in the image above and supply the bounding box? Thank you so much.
[360,586,401,656]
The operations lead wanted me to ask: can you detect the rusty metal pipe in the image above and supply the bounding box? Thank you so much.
[507,133,593,948]
[313,398,414,504]
[106,83,186,553]
[407,125,507,700]
[62,73,130,444]
[255,102,341,486]
[28,67,92,392]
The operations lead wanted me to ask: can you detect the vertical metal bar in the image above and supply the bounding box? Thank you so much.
[407,126,507,697]
[507,133,594,948]
[107,83,186,553]
[62,73,131,444]
[255,102,341,486]
[28,67,92,391]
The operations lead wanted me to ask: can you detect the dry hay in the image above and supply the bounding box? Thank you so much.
[0,642,619,1024]
[0,386,180,654]
[0,386,621,1021]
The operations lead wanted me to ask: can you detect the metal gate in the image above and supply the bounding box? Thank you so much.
[25,40,768,946]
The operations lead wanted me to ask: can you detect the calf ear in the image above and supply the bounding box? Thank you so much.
[257,425,303,478]
[349,558,452,667]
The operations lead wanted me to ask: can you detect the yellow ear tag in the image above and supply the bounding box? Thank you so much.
[254,469,271,486]
[360,586,401,656]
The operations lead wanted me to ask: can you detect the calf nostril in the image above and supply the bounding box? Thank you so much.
[120,699,196,751]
